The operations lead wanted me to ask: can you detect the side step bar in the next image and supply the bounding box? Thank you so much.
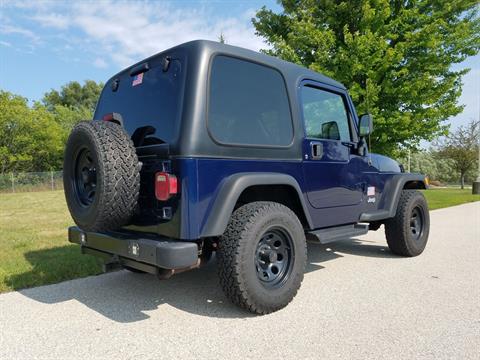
[307,224,369,244]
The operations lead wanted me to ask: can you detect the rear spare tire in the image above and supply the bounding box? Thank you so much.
[63,121,140,232]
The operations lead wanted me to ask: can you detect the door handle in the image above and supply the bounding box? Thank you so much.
[310,143,323,159]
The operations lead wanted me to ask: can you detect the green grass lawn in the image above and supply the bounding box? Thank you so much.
[422,188,480,210]
[0,191,102,293]
[0,188,478,293]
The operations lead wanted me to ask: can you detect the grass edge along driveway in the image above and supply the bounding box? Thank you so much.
[0,188,478,293]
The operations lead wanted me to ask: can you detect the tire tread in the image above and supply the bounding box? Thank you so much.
[385,190,429,257]
[217,201,306,314]
[64,121,140,232]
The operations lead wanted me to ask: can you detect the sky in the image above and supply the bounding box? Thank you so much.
[0,0,478,131]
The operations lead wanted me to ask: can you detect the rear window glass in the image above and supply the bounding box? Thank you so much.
[208,56,293,146]
[94,57,184,146]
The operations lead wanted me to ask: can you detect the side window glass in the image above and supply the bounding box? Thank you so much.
[208,56,293,146]
[301,86,351,141]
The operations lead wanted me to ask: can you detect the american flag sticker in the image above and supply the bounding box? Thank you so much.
[132,72,144,86]
[367,186,375,196]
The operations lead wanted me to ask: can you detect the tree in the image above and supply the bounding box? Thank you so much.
[396,150,463,184]
[0,91,32,174]
[42,80,103,132]
[219,32,226,44]
[253,0,480,155]
[434,120,479,189]
[0,91,64,173]
[42,80,103,114]
[0,81,104,173]
[51,104,92,135]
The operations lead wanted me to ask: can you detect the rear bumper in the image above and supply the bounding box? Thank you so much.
[68,226,199,270]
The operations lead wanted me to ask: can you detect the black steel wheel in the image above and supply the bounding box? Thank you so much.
[255,228,293,287]
[217,202,307,315]
[73,147,97,207]
[385,190,430,257]
[409,206,424,241]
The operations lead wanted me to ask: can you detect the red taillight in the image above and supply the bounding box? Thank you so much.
[102,112,123,125]
[155,172,178,201]
[103,113,114,121]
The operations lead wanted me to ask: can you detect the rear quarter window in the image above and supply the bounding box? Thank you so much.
[208,56,293,147]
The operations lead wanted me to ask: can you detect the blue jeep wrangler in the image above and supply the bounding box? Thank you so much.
[64,40,430,314]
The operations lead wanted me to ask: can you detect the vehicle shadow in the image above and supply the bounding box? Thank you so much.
[305,237,396,273]
[13,237,395,322]
[317,238,398,259]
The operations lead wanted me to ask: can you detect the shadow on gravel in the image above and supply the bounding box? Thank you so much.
[324,238,397,259]
[305,238,396,273]
[15,237,395,322]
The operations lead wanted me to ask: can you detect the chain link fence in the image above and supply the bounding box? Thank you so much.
[0,171,63,193]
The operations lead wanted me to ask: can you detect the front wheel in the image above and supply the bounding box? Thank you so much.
[385,190,430,257]
[217,202,307,314]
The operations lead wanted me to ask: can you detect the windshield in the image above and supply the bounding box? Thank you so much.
[94,56,185,146]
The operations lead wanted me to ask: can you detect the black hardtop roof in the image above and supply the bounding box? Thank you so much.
[111,39,346,90]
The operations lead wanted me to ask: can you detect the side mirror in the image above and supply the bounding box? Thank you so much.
[359,114,373,137]
[321,121,340,140]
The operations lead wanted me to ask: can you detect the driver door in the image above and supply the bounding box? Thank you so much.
[300,83,364,210]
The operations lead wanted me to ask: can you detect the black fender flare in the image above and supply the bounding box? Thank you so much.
[200,172,313,237]
[360,173,427,222]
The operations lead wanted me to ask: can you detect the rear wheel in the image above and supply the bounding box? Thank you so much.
[217,202,307,314]
[385,190,430,257]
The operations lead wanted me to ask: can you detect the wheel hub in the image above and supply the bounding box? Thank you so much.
[81,167,95,183]
[410,206,424,240]
[74,148,97,207]
[259,249,277,263]
[255,228,293,287]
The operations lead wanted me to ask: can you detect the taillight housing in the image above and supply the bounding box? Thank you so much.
[155,172,178,201]
[103,113,114,121]
[102,112,123,125]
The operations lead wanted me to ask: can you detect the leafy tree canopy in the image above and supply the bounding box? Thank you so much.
[253,0,480,155]
[396,150,477,185]
[433,120,479,188]
[42,80,103,113]
[42,80,102,133]
[0,91,64,173]
[1,80,103,173]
